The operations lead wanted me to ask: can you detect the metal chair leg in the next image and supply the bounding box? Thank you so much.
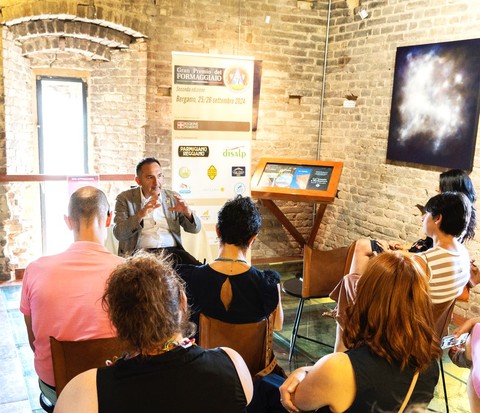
[439,356,449,413]
[288,298,305,361]
[39,393,55,413]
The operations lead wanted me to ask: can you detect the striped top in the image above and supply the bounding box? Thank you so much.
[416,246,470,304]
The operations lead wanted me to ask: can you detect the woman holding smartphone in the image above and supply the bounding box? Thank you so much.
[450,317,480,412]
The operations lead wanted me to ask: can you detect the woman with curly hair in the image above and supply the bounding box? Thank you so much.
[177,195,283,331]
[279,252,440,413]
[54,253,253,413]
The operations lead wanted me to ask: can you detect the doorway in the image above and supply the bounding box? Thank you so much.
[36,77,88,254]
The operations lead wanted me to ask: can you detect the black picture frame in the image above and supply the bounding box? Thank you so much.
[386,38,480,170]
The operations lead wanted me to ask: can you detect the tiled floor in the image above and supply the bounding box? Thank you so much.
[0,273,472,413]
[0,282,43,413]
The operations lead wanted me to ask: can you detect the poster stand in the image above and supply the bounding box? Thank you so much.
[251,158,343,261]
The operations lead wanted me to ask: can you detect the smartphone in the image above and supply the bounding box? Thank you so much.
[441,333,469,350]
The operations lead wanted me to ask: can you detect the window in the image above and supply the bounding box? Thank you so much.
[36,77,88,254]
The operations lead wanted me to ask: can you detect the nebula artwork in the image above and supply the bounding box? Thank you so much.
[386,38,480,170]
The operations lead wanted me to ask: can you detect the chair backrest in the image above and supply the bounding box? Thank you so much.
[302,241,356,298]
[433,299,457,339]
[198,313,268,377]
[50,336,129,396]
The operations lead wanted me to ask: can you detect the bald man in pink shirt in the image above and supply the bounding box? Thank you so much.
[20,186,125,408]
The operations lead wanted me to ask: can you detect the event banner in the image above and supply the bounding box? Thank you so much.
[171,52,254,261]
[173,139,251,200]
[171,52,254,142]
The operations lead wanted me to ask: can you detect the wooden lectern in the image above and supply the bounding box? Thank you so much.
[251,158,343,254]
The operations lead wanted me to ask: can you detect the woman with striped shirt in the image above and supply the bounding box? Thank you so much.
[413,192,471,306]
[411,192,471,338]
[332,191,472,352]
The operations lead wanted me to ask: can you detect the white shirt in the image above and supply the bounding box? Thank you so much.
[136,191,176,249]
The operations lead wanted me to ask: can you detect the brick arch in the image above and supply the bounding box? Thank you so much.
[1,1,148,35]
[8,18,143,61]
[1,2,147,61]
[22,36,113,61]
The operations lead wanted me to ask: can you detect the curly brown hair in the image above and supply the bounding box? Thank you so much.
[102,252,195,354]
[217,195,261,248]
[342,252,441,372]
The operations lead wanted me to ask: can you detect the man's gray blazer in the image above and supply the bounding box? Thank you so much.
[113,187,201,257]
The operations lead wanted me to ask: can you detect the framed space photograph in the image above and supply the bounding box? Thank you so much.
[386,38,480,170]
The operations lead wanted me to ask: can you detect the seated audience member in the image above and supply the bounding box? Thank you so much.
[279,253,440,413]
[413,192,471,301]
[54,253,253,413]
[350,168,476,275]
[177,195,283,331]
[332,192,472,351]
[113,157,202,264]
[20,187,125,406]
[449,317,480,412]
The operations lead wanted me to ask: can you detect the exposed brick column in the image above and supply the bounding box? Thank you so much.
[0,28,12,281]
[0,30,4,177]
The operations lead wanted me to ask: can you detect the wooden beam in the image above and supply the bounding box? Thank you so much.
[0,174,135,182]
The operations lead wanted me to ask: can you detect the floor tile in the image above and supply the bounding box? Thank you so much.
[0,400,33,413]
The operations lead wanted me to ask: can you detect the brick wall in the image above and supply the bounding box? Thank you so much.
[0,27,148,277]
[1,28,39,279]
[4,28,37,174]
[0,28,8,281]
[0,0,479,320]
[89,41,148,174]
[319,0,480,319]
[143,0,329,258]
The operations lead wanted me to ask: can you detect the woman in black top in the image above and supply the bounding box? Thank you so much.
[177,195,283,331]
[55,253,253,413]
[280,252,440,413]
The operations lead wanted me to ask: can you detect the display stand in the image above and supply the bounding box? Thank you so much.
[251,158,343,257]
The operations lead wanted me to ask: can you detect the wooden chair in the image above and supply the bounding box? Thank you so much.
[198,313,274,378]
[50,336,129,396]
[282,241,356,361]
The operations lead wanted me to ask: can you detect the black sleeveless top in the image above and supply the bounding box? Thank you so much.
[177,264,280,326]
[317,346,439,413]
[97,346,247,413]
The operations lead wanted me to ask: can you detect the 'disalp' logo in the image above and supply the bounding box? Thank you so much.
[224,66,248,91]
[223,147,246,159]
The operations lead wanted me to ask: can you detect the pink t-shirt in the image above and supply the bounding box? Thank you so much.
[20,241,125,386]
[471,323,480,398]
